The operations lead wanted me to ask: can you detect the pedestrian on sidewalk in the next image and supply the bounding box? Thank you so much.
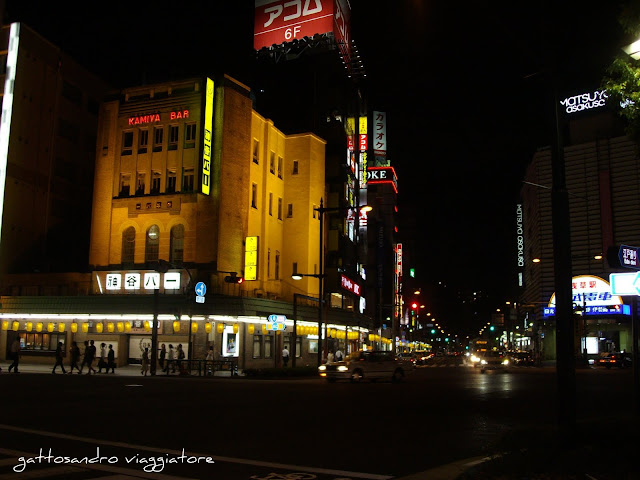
[164,344,175,374]
[8,338,20,373]
[68,341,81,374]
[177,344,186,374]
[159,344,167,371]
[79,340,90,374]
[282,346,290,367]
[97,343,107,373]
[82,340,97,375]
[141,347,149,376]
[107,344,116,374]
[52,342,67,374]
[205,346,214,375]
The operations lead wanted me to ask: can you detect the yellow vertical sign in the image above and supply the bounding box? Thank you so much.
[201,77,214,195]
[245,236,258,281]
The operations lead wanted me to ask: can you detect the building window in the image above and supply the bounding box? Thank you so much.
[151,171,161,194]
[267,249,271,278]
[253,139,259,164]
[269,193,273,216]
[170,224,184,265]
[17,332,65,352]
[275,251,280,280]
[182,168,194,192]
[153,127,163,152]
[122,226,136,267]
[122,131,133,156]
[292,160,299,175]
[166,170,177,193]
[308,340,318,354]
[251,183,258,209]
[277,198,282,220]
[287,203,293,218]
[264,335,273,358]
[313,204,316,219]
[145,225,160,263]
[184,123,196,149]
[253,335,262,358]
[119,173,131,197]
[138,129,149,154]
[270,152,275,174]
[168,125,179,151]
[277,156,283,178]
[136,172,146,195]
[292,262,298,276]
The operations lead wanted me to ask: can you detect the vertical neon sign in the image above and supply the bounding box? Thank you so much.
[201,77,214,195]
[0,23,20,245]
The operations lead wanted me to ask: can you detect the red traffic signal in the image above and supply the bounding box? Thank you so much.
[224,275,244,284]
[411,302,418,309]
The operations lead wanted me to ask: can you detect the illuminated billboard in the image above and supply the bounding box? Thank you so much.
[254,0,351,63]
[366,166,398,193]
[201,78,214,195]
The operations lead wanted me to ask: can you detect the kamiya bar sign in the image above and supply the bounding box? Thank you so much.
[341,274,361,296]
[128,110,190,125]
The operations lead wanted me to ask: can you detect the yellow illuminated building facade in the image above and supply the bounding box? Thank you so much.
[89,74,324,302]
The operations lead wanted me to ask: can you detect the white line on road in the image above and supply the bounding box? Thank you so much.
[0,425,393,480]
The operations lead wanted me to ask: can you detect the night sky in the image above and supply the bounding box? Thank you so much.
[5,1,630,332]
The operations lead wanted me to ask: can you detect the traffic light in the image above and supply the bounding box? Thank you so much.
[430,329,436,334]
[411,302,418,309]
[489,325,495,331]
[224,275,244,284]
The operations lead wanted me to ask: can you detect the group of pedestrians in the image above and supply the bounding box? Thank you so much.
[52,339,116,375]
[157,343,186,375]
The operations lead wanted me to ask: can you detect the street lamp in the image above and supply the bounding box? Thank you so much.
[292,198,372,366]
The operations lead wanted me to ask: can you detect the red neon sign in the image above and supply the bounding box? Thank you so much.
[341,274,361,296]
[128,110,190,126]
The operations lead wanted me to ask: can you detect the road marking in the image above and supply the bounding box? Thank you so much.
[0,425,392,480]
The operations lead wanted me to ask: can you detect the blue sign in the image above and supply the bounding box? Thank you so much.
[268,314,286,323]
[195,282,207,297]
[544,305,630,317]
[618,245,640,269]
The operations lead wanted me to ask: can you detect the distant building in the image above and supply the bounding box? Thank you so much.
[519,98,638,360]
[0,23,110,276]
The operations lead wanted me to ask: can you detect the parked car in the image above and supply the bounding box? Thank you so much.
[473,350,510,373]
[318,350,410,383]
[413,350,434,365]
[597,352,632,369]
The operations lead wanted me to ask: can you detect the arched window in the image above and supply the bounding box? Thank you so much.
[121,227,136,267]
[170,224,184,264]
[145,225,160,263]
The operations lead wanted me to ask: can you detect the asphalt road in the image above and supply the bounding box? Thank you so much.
[0,363,635,479]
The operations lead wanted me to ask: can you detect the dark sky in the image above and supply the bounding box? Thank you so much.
[5,1,630,329]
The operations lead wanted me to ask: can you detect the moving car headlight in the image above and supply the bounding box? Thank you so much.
[338,366,348,372]
[471,355,480,363]
[502,359,509,365]
[318,365,327,371]
[480,359,487,365]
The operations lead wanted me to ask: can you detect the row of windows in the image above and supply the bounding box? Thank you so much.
[250,188,318,221]
[122,124,197,156]
[252,334,307,359]
[121,224,184,266]
[252,139,300,177]
[119,169,195,197]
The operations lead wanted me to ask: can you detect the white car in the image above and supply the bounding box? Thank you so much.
[318,350,410,383]
[472,351,510,373]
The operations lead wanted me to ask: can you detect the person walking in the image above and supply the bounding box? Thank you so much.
[282,346,290,367]
[326,350,335,364]
[141,347,149,376]
[52,342,67,374]
[82,340,97,375]
[177,344,185,374]
[335,348,344,362]
[163,344,175,374]
[159,344,167,371]
[79,340,90,374]
[8,338,20,373]
[205,346,214,375]
[107,344,116,374]
[97,343,107,373]
[68,341,81,374]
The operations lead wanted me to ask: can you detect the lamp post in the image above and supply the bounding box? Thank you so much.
[292,198,372,366]
[150,260,193,376]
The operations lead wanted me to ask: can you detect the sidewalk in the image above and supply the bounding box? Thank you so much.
[0,362,238,377]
